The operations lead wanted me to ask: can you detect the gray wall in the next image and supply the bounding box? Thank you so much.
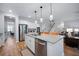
[64,19,79,28]
[0,14,4,33]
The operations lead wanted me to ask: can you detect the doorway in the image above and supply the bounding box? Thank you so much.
[4,16,15,40]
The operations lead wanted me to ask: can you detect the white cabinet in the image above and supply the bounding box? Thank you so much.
[47,38,64,56]
[25,35,35,53]
[25,36,31,49]
[30,37,35,53]
[25,35,64,56]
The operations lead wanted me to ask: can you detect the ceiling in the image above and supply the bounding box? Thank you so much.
[0,3,79,24]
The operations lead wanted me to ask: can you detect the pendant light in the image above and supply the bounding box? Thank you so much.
[40,6,43,22]
[34,10,37,24]
[9,10,12,13]
[49,3,54,21]
[48,3,55,32]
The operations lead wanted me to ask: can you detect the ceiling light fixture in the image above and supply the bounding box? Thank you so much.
[28,15,31,18]
[40,6,43,22]
[48,3,55,32]
[49,3,54,21]
[9,10,12,13]
[35,20,37,24]
[34,10,38,24]
[40,18,43,22]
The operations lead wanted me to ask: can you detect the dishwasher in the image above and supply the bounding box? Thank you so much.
[35,38,47,56]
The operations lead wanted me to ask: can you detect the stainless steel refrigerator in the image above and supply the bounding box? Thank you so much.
[19,24,27,41]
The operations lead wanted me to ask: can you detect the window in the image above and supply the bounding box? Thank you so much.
[7,22,14,32]
[66,28,73,32]
[74,29,79,32]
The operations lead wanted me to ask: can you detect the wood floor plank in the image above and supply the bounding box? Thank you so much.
[0,37,21,56]
[64,44,79,56]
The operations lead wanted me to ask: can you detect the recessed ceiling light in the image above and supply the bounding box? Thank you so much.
[9,10,12,13]
[28,16,31,18]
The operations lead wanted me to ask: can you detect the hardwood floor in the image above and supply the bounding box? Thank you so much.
[0,37,33,56]
[19,41,79,56]
[0,37,79,56]
[21,48,34,56]
[17,41,34,56]
[64,44,79,56]
[0,37,21,56]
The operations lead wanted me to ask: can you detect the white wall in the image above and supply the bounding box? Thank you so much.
[64,19,79,28]
[0,15,4,33]
[15,15,19,42]
[0,13,4,44]
[0,12,4,33]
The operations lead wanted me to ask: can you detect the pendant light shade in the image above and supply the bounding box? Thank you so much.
[40,18,43,22]
[35,20,37,24]
[49,3,54,21]
[34,10,38,24]
[40,6,43,22]
[50,14,53,21]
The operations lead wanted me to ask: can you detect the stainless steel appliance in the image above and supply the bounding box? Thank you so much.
[35,38,47,56]
[19,24,27,41]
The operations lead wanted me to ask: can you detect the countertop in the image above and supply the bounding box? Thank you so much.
[25,34,64,44]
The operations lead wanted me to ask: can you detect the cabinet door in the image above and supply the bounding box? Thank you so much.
[25,36,28,45]
[25,36,35,53]
[30,37,35,53]
[27,36,31,49]
[47,39,64,56]
[25,36,31,49]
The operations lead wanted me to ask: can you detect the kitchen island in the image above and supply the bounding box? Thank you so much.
[25,34,64,56]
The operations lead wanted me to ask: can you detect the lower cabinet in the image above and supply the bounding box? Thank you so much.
[30,37,35,53]
[25,36,35,54]
[47,38,64,56]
